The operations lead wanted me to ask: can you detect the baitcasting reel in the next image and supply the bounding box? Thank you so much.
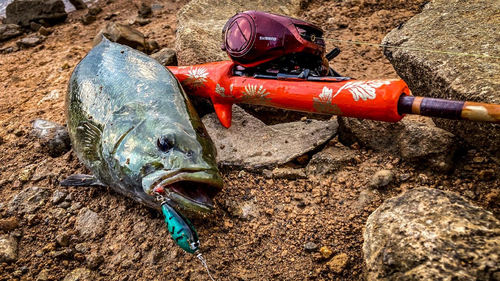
[221,10,343,78]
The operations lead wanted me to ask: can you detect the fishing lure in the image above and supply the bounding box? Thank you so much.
[161,202,200,254]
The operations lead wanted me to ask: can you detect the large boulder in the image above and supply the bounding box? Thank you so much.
[175,0,303,65]
[4,0,67,27]
[383,0,500,162]
[364,188,500,280]
[202,105,337,170]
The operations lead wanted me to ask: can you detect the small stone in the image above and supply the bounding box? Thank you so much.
[38,27,51,36]
[93,22,146,51]
[0,24,23,41]
[228,201,260,221]
[30,22,42,31]
[31,119,71,157]
[0,235,18,263]
[59,201,71,209]
[63,267,95,281]
[16,34,44,48]
[43,243,56,252]
[87,254,104,269]
[51,190,67,205]
[147,39,158,52]
[327,253,349,274]
[37,269,50,281]
[18,168,32,182]
[320,246,332,259]
[238,170,246,178]
[75,243,90,253]
[73,252,85,262]
[0,217,19,232]
[271,168,307,180]
[8,186,49,215]
[304,242,318,252]
[150,48,177,66]
[369,170,394,189]
[81,13,96,25]
[478,169,495,181]
[135,18,151,26]
[62,62,70,69]
[75,208,104,238]
[104,13,117,20]
[151,3,163,10]
[88,6,102,15]
[485,190,500,206]
[52,248,75,259]
[262,169,273,179]
[138,3,152,18]
[473,156,486,163]
[56,233,70,247]
[399,173,411,182]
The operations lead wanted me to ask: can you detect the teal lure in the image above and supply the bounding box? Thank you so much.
[161,203,200,254]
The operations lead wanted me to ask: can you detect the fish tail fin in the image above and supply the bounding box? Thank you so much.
[60,174,105,187]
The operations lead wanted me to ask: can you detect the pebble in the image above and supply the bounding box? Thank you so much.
[75,243,91,254]
[52,248,75,259]
[51,190,67,205]
[478,169,495,181]
[75,208,104,238]
[16,35,45,49]
[39,27,51,36]
[18,168,33,182]
[271,168,307,180]
[81,13,96,25]
[327,253,349,274]
[262,169,273,179]
[88,6,102,15]
[31,119,71,157]
[86,254,104,269]
[56,233,70,247]
[473,156,486,163]
[8,186,49,215]
[320,246,332,259]
[30,22,42,31]
[0,217,19,232]
[59,201,71,209]
[368,170,394,189]
[228,200,261,221]
[0,235,18,263]
[399,173,411,182]
[63,268,95,281]
[304,242,318,252]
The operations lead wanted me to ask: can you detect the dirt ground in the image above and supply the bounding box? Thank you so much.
[1,0,499,280]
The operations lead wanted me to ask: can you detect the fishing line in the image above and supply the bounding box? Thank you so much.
[319,37,500,60]
[197,253,216,281]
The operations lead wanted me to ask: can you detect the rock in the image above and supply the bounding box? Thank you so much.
[16,34,44,48]
[30,21,42,31]
[364,188,500,280]
[137,3,152,18]
[93,22,146,51]
[75,243,91,254]
[175,0,302,65]
[63,268,95,281]
[147,39,158,52]
[0,217,19,232]
[134,18,151,26]
[398,120,457,172]
[31,119,71,157]
[320,246,332,259]
[52,248,75,259]
[75,208,104,238]
[68,0,87,10]
[8,186,49,215]
[479,169,495,181]
[81,13,96,25]
[327,253,349,274]
[55,233,70,247]
[202,105,338,169]
[4,0,67,27]
[38,26,51,36]
[88,6,101,16]
[355,189,379,211]
[37,269,50,280]
[368,170,394,189]
[383,1,500,162]
[270,168,307,180]
[339,118,457,172]
[51,190,67,205]
[150,48,177,66]
[0,235,18,263]
[228,200,261,221]
[304,242,318,252]
[0,24,22,41]
[86,254,104,269]
[306,145,356,175]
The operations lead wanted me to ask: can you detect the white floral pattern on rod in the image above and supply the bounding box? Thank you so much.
[184,67,208,88]
[333,80,391,101]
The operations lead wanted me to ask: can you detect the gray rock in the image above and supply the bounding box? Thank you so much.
[0,235,18,263]
[147,39,158,53]
[68,0,86,10]
[16,34,44,48]
[368,170,394,189]
[339,118,457,172]
[30,21,42,31]
[175,0,302,65]
[31,119,71,157]
[63,268,95,281]
[202,105,338,169]
[81,13,95,25]
[306,145,356,175]
[364,188,500,280]
[398,120,457,172]
[4,0,67,27]
[52,248,75,259]
[75,208,104,238]
[93,22,146,51]
[51,190,67,205]
[137,3,151,18]
[38,26,50,36]
[0,23,22,41]
[8,186,49,215]
[304,242,318,252]
[87,6,101,15]
[75,243,91,254]
[383,0,500,163]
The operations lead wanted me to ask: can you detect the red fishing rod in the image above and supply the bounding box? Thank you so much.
[168,11,500,128]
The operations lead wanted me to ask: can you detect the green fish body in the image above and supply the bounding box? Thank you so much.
[65,38,223,214]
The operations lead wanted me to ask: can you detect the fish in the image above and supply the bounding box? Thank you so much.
[62,38,223,216]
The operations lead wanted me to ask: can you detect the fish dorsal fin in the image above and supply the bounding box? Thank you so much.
[76,121,103,162]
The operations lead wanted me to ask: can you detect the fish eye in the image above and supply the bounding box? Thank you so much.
[157,136,174,152]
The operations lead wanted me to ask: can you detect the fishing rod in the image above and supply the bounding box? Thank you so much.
[167,10,500,128]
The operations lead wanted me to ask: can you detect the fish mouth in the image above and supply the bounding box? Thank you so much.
[143,169,223,214]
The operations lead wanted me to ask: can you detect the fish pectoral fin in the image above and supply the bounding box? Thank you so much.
[76,121,103,162]
[60,174,106,187]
